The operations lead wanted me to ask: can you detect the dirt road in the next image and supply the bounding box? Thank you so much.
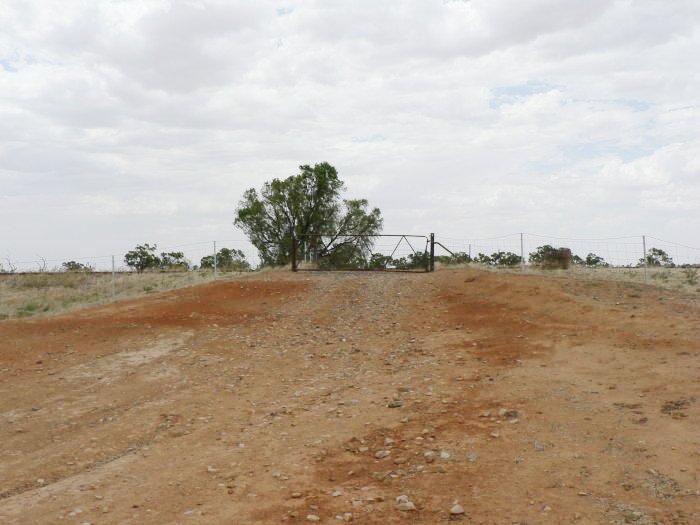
[0,269,698,524]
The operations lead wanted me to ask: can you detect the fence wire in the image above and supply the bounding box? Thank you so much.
[2,239,254,273]
[436,233,700,268]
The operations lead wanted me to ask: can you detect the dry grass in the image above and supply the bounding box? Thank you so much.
[0,271,247,320]
[435,262,700,295]
[529,265,700,295]
[3,263,698,321]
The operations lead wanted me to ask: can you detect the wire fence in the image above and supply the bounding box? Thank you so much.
[1,232,699,320]
[0,239,259,319]
[294,234,431,271]
[436,233,700,268]
[1,239,256,274]
[3,233,699,275]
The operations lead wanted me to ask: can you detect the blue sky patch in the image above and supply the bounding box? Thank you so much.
[0,55,19,72]
[489,81,556,108]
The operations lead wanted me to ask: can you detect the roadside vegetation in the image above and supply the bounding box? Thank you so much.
[435,244,699,295]
[0,270,236,320]
[3,156,697,317]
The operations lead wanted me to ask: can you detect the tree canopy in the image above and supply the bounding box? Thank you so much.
[200,248,250,271]
[124,244,190,272]
[639,247,674,267]
[234,163,383,266]
[124,243,160,272]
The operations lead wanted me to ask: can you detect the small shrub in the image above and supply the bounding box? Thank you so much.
[367,254,393,269]
[584,253,608,267]
[490,251,522,267]
[16,302,46,318]
[529,245,572,269]
[435,252,471,266]
[682,267,698,285]
[61,261,94,272]
[471,253,489,265]
[470,251,522,267]
[639,248,674,268]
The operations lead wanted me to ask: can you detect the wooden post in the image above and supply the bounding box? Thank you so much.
[429,233,435,272]
[291,237,298,272]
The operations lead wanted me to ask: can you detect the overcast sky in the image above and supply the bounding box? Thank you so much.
[1,0,699,269]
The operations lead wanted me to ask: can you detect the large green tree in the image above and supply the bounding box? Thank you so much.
[235,163,383,266]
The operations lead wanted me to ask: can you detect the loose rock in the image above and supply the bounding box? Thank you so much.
[396,495,416,511]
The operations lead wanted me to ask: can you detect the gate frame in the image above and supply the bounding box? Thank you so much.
[291,233,435,272]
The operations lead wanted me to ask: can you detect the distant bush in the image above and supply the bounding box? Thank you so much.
[639,247,674,268]
[61,261,94,272]
[367,253,394,269]
[124,243,161,272]
[529,245,572,269]
[472,251,521,267]
[160,251,190,271]
[473,253,492,265]
[435,252,471,266]
[573,253,608,268]
[490,251,522,267]
[584,253,608,267]
[200,248,250,271]
[392,252,429,270]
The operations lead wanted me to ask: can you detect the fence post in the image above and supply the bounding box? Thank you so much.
[291,237,298,272]
[520,232,525,272]
[429,233,435,272]
[111,255,115,299]
[213,240,217,279]
[642,235,647,283]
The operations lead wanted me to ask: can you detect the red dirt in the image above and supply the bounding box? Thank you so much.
[0,269,698,524]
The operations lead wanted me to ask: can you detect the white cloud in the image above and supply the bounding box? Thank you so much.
[1,0,699,268]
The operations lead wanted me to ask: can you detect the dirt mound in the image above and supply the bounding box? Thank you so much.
[0,270,698,524]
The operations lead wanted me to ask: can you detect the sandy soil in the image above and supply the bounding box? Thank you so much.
[0,269,698,524]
